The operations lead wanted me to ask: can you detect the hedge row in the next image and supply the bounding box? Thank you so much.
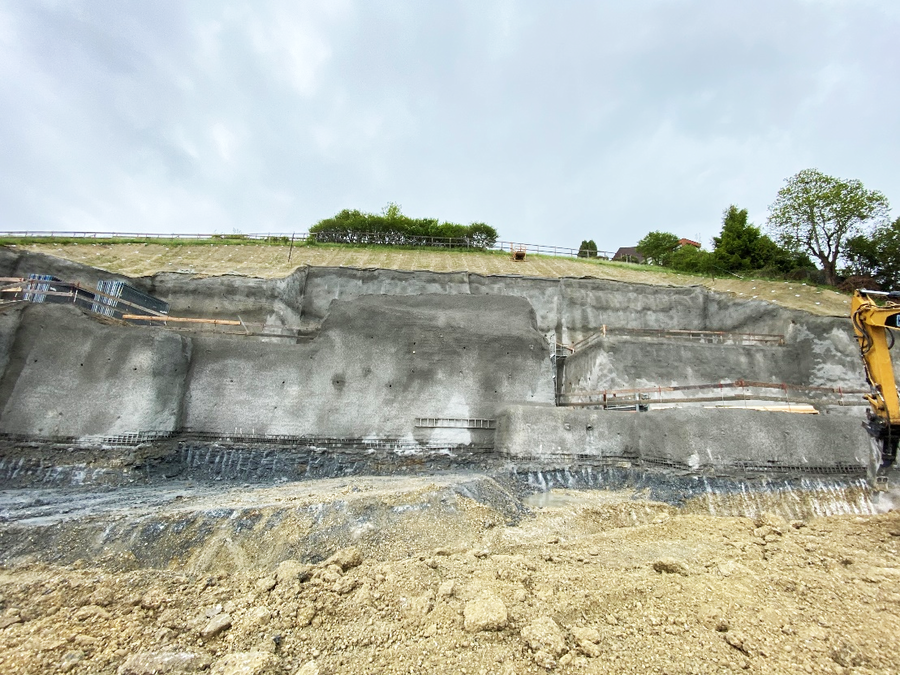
[309,209,498,249]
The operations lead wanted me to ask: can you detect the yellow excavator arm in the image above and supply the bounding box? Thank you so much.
[851,289,900,487]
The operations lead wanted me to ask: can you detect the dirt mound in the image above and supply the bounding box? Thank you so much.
[2,484,899,674]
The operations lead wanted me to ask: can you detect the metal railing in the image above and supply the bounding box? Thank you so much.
[414,418,497,429]
[0,230,292,241]
[559,380,870,410]
[567,326,786,354]
[0,230,617,260]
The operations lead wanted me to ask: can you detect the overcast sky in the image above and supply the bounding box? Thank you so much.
[1,1,897,251]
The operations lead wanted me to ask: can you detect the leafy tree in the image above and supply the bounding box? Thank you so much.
[578,239,598,258]
[636,231,680,266]
[766,169,890,286]
[844,217,900,289]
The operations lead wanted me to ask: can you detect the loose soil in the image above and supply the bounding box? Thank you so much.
[1,479,899,675]
[13,243,850,317]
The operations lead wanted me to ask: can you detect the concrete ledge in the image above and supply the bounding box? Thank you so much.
[495,404,869,471]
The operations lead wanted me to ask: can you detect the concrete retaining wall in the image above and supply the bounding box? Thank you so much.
[0,248,876,463]
[494,404,870,470]
[0,295,553,440]
[561,331,868,393]
[182,294,552,438]
[0,305,190,437]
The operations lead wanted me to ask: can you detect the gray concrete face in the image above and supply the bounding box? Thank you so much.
[562,337,804,392]
[183,294,554,438]
[495,404,870,470]
[0,292,554,440]
[0,249,878,467]
[148,271,305,328]
[0,304,190,437]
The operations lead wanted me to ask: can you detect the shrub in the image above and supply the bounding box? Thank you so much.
[578,240,598,258]
[309,205,497,249]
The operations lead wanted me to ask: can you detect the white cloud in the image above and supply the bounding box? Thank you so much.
[0,0,897,249]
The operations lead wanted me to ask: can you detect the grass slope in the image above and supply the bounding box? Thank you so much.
[10,242,850,317]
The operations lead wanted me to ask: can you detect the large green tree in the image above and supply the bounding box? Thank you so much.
[766,169,890,286]
[636,231,680,266]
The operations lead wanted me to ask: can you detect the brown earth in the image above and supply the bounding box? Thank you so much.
[1,484,899,675]
[12,243,850,317]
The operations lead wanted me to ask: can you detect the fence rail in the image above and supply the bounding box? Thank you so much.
[0,230,617,260]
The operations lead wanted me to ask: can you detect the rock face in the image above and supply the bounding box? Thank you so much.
[463,593,508,632]
[0,252,876,489]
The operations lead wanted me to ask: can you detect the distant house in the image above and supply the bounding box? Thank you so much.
[613,237,701,264]
[612,246,644,263]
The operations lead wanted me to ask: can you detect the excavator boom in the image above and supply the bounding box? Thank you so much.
[851,289,900,488]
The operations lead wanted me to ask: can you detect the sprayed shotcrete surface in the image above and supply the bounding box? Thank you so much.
[1,246,899,674]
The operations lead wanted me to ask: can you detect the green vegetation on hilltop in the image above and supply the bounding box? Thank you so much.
[309,203,498,249]
[619,169,894,290]
[636,207,815,280]
[767,169,890,286]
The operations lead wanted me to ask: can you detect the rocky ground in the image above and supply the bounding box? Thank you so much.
[1,480,899,675]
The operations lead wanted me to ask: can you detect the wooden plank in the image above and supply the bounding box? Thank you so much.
[122,314,242,326]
